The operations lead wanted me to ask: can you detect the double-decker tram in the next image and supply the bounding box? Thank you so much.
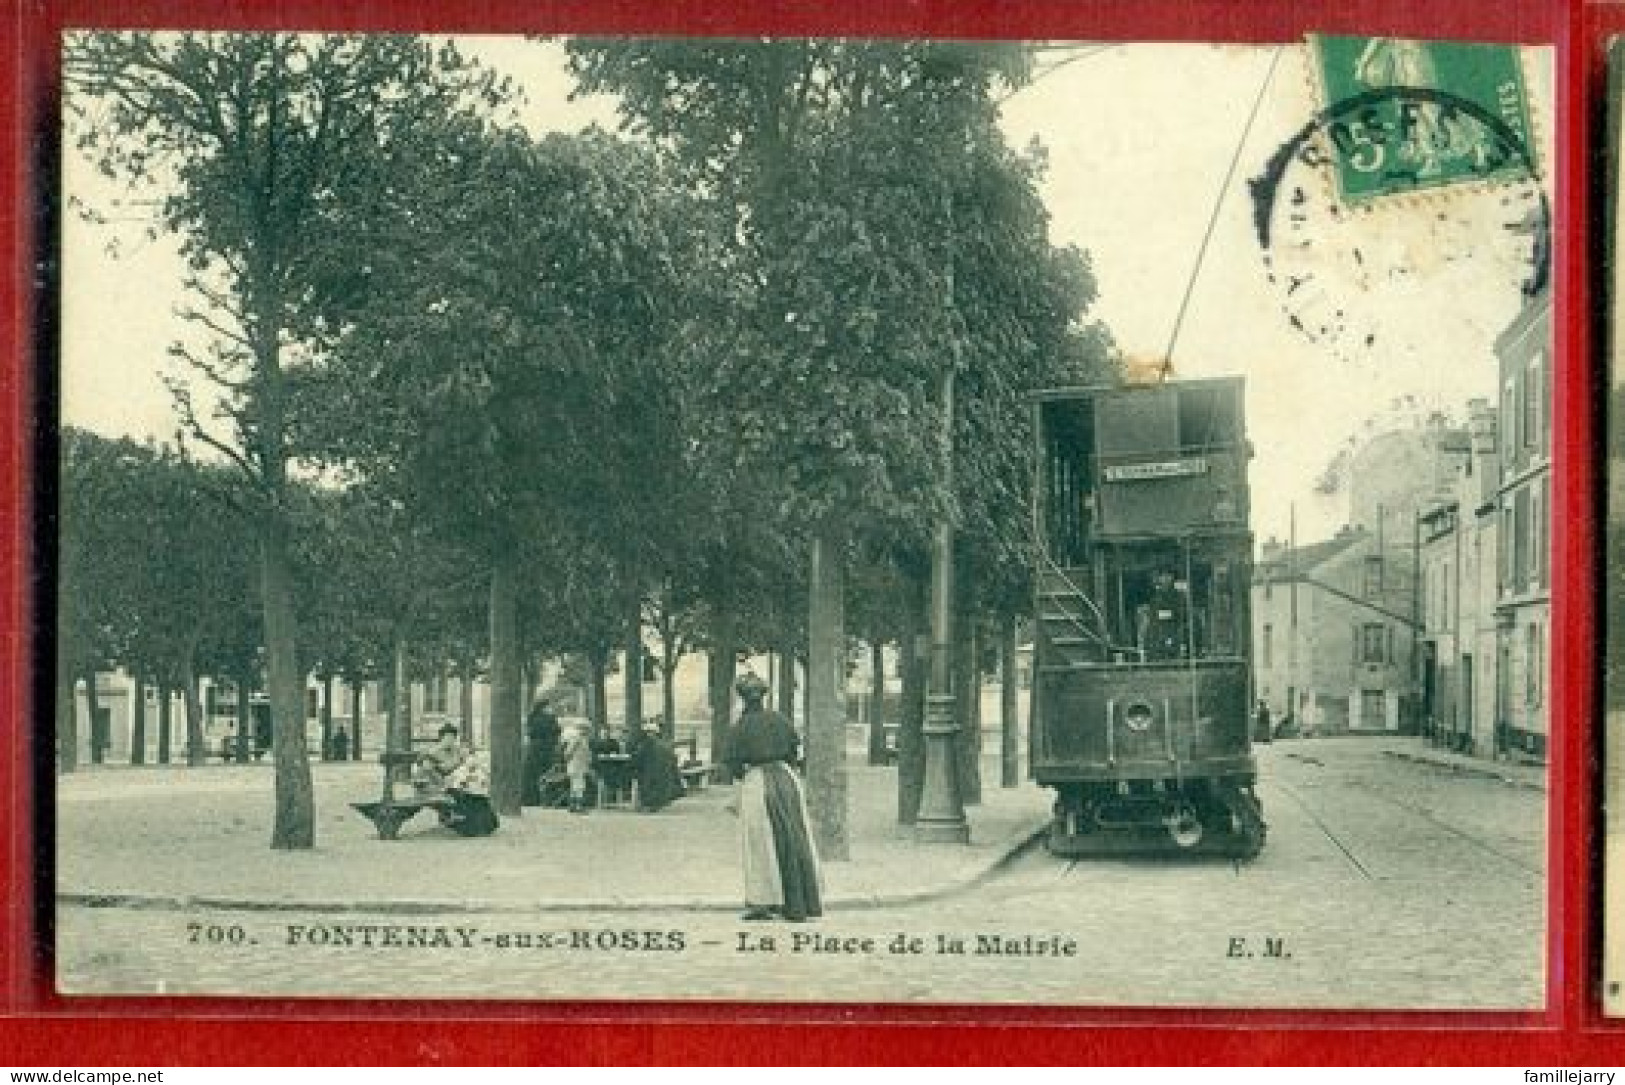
[1030,377,1265,858]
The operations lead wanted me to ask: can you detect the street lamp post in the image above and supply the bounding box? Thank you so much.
[915,366,970,843]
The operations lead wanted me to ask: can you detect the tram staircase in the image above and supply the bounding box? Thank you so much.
[1036,564,1110,669]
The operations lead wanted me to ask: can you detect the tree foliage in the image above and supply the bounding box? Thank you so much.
[58,428,259,767]
[64,31,510,846]
[569,39,1116,846]
[299,115,691,810]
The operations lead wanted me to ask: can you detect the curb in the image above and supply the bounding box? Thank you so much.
[59,820,1051,917]
[1380,749,1546,793]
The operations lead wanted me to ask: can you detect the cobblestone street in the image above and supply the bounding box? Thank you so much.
[56,739,1545,1009]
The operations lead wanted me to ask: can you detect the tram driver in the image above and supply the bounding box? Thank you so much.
[1137,569,1189,662]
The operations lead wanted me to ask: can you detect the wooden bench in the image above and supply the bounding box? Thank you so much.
[351,751,449,840]
[680,763,712,792]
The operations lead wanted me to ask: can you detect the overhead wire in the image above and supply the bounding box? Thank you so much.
[1161,46,1285,371]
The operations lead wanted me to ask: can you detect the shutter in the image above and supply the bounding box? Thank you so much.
[1386,625,1394,666]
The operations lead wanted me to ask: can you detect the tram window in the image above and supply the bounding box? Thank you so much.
[1041,400,1095,568]
[1176,385,1240,449]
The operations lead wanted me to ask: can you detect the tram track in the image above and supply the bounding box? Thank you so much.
[1348,779,1543,878]
[1270,775,1375,880]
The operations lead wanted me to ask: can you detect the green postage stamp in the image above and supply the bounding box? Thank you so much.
[1307,35,1536,204]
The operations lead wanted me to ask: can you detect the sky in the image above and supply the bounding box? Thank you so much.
[59,37,1554,547]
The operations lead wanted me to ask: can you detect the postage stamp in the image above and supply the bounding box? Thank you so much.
[1306,35,1537,204]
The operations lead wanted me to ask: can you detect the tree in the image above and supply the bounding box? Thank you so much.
[304,120,687,814]
[569,39,1080,857]
[642,580,705,742]
[58,429,146,771]
[58,429,259,769]
[64,32,506,847]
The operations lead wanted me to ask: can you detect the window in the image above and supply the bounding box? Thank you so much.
[1535,476,1548,588]
[1363,555,1383,597]
[1525,622,1544,707]
[1176,385,1240,448]
[1502,376,1518,457]
[1501,503,1514,591]
[1524,352,1544,451]
[1262,624,1273,669]
[1513,489,1530,593]
[1361,623,1387,665]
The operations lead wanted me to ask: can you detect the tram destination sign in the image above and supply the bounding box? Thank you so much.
[1103,458,1210,482]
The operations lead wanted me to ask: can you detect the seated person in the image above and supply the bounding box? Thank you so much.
[412,724,499,837]
[629,721,686,812]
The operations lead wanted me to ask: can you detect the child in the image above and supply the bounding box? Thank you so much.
[562,724,592,814]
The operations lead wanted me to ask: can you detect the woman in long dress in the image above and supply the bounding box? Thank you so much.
[724,673,823,922]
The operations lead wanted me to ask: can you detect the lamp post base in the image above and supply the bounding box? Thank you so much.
[915,693,970,844]
[913,816,971,844]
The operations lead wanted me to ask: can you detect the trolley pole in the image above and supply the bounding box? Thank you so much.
[916,366,971,844]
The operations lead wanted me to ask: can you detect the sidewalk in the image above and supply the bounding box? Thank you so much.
[56,760,1049,914]
[1377,736,1547,792]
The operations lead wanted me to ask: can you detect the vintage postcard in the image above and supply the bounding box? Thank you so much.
[55,33,1552,1008]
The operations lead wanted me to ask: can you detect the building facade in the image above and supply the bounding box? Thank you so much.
[1494,292,1551,761]
[1252,527,1418,734]
[1417,400,1501,755]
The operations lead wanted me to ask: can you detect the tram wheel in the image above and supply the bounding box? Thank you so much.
[1227,790,1267,861]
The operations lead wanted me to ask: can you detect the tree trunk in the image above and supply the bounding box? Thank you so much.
[402,654,415,740]
[84,665,103,765]
[157,681,173,764]
[488,552,524,816]
[587,649,610,737]
[1001,613,1020,789]
[320,673,335,760]
[350,676,365,761]
[867,639,888,766]
[660,651,678,745]
[387,632,408,763]
[806,527,849,860]
[954,613,982,807]
[897,573,926,825]
[182,642,204,766]
[459,650,476,745]
[234,673,251,763]
[624,595,644,733]
[521,657,537,713]
[777,646,797,719]
[708,612,737,783]
[130,669,147,766]
[802,653,812,732]
[261,523,316,849]
[56,661,77,774]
